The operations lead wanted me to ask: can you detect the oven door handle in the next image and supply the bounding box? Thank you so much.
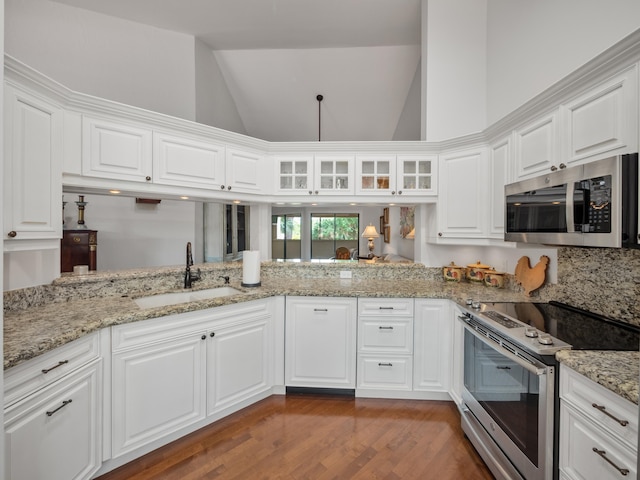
[461,321,548,376]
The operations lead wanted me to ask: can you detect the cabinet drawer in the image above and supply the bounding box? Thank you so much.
[358,318,412,353]
[358,298,413,316]
[357,355,412,390]
[560,402,637,480]
[5,332,101,407]
[560,365,637,448]
[61,230,97,247]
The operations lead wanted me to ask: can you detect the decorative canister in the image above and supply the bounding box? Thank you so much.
[483,268,506,288]
[466,261,491,282]
[443,261,465,282]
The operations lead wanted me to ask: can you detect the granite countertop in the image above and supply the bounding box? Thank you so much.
[556,350,639,405]
[3,277,523,370]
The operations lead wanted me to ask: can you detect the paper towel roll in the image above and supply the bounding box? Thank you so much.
[242,250,261,287]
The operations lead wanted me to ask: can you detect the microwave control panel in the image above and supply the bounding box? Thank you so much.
[585,175,612,233]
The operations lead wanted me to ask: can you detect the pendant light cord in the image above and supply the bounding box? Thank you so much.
[316,94,323,141]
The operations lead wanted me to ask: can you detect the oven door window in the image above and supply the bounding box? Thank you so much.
[464,332,541,466]
[506,184,567,233]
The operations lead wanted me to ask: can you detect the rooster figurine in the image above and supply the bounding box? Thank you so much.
[514,255,550,296]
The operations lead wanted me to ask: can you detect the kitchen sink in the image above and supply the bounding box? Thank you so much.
[134,286,242,309]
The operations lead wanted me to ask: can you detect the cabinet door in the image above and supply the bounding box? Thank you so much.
[413,299,451,392]
[153,132,225,188]
[82,116,152,182]
[435,148,488,240]
[225,147,265,194]
[274,155,314,195]
[355,155,395,195]
[514,110,560,179]
[564,66,638,163]
[313,155,354,195]
[285,297,357,388]
[207,317,271,415]
[488,137,510,238]
[4,85,62,243]
[111,334,206,458]
[396,154,437,196]
[4,361,102,480]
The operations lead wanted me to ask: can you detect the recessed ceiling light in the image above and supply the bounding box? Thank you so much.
[233,200,241,204]
[109,190,121,194]
[180,196,189,200]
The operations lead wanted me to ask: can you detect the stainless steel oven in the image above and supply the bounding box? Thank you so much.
[457,301,640,480]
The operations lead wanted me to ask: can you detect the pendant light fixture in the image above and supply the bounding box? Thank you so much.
[316,94,323,141]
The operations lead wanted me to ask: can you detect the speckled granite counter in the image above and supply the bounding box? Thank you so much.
[556,350,639,404]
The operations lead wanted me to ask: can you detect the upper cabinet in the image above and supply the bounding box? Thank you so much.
[273,153,354,196]
[4,83,63,247]
[82,115,153,183]
[488,136,511,239]
[562,66,638,164]
[513,110,560,179]
[355,154,437,197]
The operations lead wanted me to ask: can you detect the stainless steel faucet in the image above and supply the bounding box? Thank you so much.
[184,242,201,288]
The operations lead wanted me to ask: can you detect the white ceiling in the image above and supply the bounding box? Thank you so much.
[50,0,422,141]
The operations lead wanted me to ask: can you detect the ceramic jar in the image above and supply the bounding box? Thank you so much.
[483,268,506,288]
[443,261,465,282]
[466,261,491,282]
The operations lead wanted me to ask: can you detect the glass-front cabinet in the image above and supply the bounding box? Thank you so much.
[313,155,354,195]
[274,155,314,195]
[274,154,354,195]
[355,154,437,196]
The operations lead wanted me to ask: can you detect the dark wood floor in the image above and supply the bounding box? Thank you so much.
[96,394,494,480]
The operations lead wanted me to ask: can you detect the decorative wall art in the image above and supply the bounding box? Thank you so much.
[382,207,390,243]
[400,206,415,238]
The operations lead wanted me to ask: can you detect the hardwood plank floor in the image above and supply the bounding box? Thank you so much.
[96,394,493,480]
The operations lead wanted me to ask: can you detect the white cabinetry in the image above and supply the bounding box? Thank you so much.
[488,136,510,239]
[413,299,451,398]
[434,147,489,241]
[563,66,638,164]
[560,364,637,480]
[4,83,62,246]
[111,299,275,459]
[274,154,314,194]
[355,154,437,197]
[285,297,357,389]
[224,147,267,194]
[356,298,414,396]
[82,115,153,183]
[314,155,354,195]
[4,332,103,480]
[514,110,561,179]
[274,153,353,196]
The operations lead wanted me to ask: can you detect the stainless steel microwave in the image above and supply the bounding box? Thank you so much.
[505,154,639,248]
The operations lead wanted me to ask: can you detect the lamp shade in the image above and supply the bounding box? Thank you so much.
[361,224,379,238]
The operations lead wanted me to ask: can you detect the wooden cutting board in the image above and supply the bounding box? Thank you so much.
[514,255,550,296]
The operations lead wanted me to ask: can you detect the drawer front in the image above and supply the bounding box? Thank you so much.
[358,298,414,317]
[560,365,638,448]
[358,318,413,353]
[5,332,101,407]
[62,231,97,247]
[357,355,412,390]
[560,402,637,480]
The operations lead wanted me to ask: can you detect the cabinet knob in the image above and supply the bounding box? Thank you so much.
[550,165,558,172]
[7,231,16,238]
[308,191,313,195]
[398,190,402,195]
[201,335,206,340]
[210,332,215,337]
[438,232,443,237]
[315,190,318,195]
[391,191,396,195]
[559,163,566,169]
[145,176,151,181]
[227,186,232,191]
[220,185,226,190]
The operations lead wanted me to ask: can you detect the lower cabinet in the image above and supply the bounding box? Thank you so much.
[4,360,102,480]
[285,296,357,389]
[559,364,638,480]
[110,298,275,459]
[413,299,452,395]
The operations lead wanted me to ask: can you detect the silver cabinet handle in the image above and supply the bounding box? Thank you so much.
[592,403,629,426]
[378,326,394,330]
[42,360,69,374]
[378,363,393,367]
[313,308,328,312]
[46,399,72,417]
[592,448,629,476]
[496,366,511,370]
[378,307,394,310]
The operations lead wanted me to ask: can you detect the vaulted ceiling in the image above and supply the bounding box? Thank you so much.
[50,0,423,141]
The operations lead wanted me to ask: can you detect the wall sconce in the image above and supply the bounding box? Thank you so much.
[361,224,380,258]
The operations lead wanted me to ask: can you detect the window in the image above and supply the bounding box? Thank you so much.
[225,204,249,261]
[272,214,302,260]
[310,214,359,259]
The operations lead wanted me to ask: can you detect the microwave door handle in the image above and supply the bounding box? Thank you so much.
[462,322,548,376]
[574,180,590,233]
[567,182,576,233]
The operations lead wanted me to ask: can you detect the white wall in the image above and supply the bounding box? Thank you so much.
[393,61,422,141]
[194,38,247,135]
[424,0,487,141]
[5,0,197,121]
[486,0,640,124]
[63,193,199,271]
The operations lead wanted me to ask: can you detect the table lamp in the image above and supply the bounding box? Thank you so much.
[361,224,380,258]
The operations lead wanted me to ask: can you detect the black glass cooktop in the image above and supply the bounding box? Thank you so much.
[481,301,640,351]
